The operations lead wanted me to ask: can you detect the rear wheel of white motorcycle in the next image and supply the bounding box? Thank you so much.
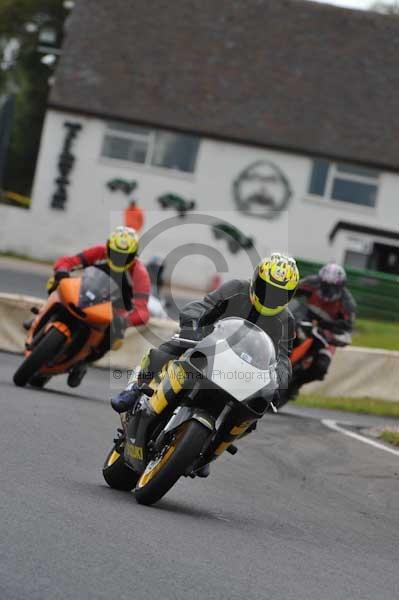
[134,420,210,506]
[103,446,139,491]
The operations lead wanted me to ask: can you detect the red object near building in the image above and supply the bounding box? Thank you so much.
[124,202,144,232]
[208,273,222,292]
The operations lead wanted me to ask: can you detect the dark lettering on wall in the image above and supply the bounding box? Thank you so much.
[51,121,82,210]
[212,222,254,254]
[157,193,196,217]
[232,160,292,220]
[107,179,137,194]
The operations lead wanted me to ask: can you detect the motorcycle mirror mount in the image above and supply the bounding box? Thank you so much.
[268,401,278,414]
[139,383,155,397]
[300,320,313,327]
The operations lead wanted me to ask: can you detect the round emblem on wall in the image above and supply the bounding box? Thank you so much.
[232,160,292,220]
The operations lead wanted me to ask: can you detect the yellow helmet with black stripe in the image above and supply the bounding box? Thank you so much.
[106,226,139,272]
[250,253,299,316]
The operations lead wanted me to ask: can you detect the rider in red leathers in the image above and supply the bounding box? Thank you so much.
[49,226,150,387]
[289,262,356,397]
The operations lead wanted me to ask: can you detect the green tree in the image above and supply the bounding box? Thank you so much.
[0,0,69,196]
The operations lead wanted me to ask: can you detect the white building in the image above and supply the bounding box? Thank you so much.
[0,0,398,288]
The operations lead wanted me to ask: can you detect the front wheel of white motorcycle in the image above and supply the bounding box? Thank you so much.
[134,420,210,506]
[103,446,139,491]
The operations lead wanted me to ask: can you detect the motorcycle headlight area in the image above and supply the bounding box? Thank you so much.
[189,318,278,401]
[188,351,208,372]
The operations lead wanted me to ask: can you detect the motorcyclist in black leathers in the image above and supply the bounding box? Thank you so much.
[111,253,299,418]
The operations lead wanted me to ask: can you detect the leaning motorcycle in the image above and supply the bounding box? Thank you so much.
[103,317,278,506]
[13,266,120,388]
[278,304,351,408]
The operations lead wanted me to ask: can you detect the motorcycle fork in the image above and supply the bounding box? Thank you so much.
[26,303,61,350]
[123,402,166,473]
[201,402,256,462]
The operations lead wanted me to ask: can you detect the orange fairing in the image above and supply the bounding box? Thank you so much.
[58,277,113,326]
[58,277,80,306]
[22,272,114,377]
[25,288,61,348]
[290,338,313,365]
[40,327,105,375]
[83,302,113,326]
[49,321,72,340]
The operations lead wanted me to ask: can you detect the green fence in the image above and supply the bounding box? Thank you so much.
[295,259,399,322]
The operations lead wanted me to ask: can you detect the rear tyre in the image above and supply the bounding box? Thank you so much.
[102,447,139,491]
[134,420,210,506]
[277,384,299,410]
[13,327,66,388]
[29,374,51,389]
[276,390,290,409]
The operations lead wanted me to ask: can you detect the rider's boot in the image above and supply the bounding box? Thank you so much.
[111,382,142,413]
[67,362,88,388]
[195,463,210,478]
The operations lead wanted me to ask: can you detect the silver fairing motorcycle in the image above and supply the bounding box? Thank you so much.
[102,317,278,506]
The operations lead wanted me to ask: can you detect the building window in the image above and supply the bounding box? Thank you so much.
[308,160,379,208]
[101,122,199,173]
[344,250,369,270]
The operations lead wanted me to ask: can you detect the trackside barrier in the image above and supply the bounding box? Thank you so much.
[0,293,43,353]
[0,294,398,401]
[303,346,399,402]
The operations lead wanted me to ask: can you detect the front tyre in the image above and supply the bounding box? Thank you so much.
[134,420,210,506]
[102,446,139,491]
[13,327,66,388]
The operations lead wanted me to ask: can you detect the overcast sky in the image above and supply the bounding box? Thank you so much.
[310,0,386,9]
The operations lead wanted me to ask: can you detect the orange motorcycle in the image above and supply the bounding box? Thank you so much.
[13,267,120,388]
[278,304,351,408]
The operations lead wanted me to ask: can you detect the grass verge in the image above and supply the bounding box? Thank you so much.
[378,431,399,447]
[296,394,399,417]
[352,319,399,351]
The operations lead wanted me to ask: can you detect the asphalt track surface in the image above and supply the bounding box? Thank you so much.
[0,263,49,298]
[1,261,399,599]
[1,352,399,600]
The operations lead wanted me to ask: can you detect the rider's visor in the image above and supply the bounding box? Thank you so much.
[320,282,341,301]
[253,277,295,308]
[108,249,136,270]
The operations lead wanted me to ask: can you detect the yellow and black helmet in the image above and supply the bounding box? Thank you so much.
[250,253,299,316]
[106,226,139,272]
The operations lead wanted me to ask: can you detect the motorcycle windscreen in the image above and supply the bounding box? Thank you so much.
[78,266,120,308]
[196,318,277,401]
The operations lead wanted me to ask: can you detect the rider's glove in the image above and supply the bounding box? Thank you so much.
[179,323,214,341]
[46,276,56,294]
[333,319,350,332]
[179,328,202,341]
[55,270,70,282]
[46,270,70,294]
[113,315,128,339]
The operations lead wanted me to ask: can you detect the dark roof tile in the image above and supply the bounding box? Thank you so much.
[51,0,399,170]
